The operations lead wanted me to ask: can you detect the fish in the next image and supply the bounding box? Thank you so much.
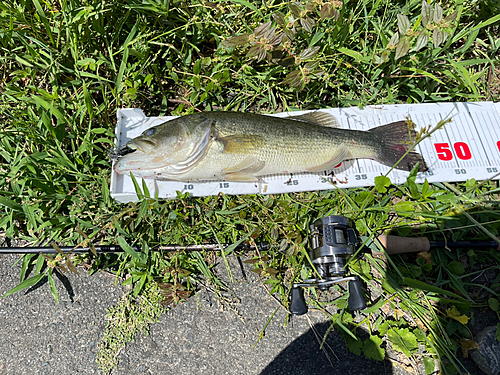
[113,111,428,182]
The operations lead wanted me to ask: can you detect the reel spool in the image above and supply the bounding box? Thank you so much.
[290,215,366,315]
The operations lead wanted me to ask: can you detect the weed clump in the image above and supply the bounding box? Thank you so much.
[96,284,165,374]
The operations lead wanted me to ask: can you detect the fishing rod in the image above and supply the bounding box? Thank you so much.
[2,235,497,255]
[2,215,499,315]
[0,243,269,255]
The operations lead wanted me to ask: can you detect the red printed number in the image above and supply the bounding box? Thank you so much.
[434,142,472,161]
[435,143,453,160]
[454,142,471,160]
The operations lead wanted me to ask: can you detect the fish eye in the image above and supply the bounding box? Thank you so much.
[144,128,157,136]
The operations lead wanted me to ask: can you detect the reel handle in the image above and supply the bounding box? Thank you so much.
[290,277,366,315]
[290,287,308,315]
[348,279,366,311]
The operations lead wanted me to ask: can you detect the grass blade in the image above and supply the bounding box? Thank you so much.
[0,196,23,212]
[117,236,142,261]
[2,273,46,299]
[48,269,59,304]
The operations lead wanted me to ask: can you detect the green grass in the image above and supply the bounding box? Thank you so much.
[1,0,500,374]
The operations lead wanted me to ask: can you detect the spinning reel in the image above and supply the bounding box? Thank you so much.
[290,215,366,315]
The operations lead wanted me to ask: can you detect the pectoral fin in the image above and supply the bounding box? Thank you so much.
[219,135,265,154]
[223,156,265,181]
[224,173,260,182]
[306,145,350,172]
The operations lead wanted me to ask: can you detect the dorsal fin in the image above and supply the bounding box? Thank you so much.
[288,111,340,128]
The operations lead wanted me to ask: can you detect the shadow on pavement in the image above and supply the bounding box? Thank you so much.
[260,320,397,375]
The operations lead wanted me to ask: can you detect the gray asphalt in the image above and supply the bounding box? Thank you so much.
[0,253,482,375]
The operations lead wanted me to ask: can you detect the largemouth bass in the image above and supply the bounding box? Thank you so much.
[113,111,427,181]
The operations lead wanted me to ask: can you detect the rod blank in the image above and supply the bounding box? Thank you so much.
[1,236,498,255]
[0,243,266,255]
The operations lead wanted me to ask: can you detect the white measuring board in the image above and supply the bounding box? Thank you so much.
[110,102,500,203]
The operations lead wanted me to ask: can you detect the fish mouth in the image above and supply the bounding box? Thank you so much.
[109,144,137,161]
[127,138,157,153]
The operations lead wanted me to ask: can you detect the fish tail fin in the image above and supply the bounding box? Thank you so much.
[369,121,428,172]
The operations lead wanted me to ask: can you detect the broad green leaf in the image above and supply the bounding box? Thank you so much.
[446,261,465,276]
[116,46,129,94]
[389,32,399,46]
[374,175,391,193]
[421,1,433,26]
[394,201,415,216]
[223,234,249,255]
[298,46,320,60]
[470,13,500,32]
[336,313,357,340]
[433,3,443,22]
[137,200,149,225]
[395,37,410,60]
[363,298,390,315]
[388,328,418,357]
[397,14,411,35]
[2,273,46,299]
[41,110,57,139]
[415,31,429,51]
[427,297,470,309]
[35,254,46,275]
[22,204,39,231]
[141,179,150,198]
[353,191,374,205]
[446,306,469,325]
[488,298,499,312]
[193,59,202,75]
[346,336,363,355]
[32,0,54,45]
[433,28,445,48]
[423,357,436,374]
[363,335,385,361]
[82,82,94,120]
[447,272,471,300]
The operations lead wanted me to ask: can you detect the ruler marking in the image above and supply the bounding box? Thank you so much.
[464,110,489,168]
[471,110,500,166]
[482,111,500,166]
[473,111,492,166]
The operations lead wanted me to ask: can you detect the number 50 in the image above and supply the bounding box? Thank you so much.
[434,142,471,161]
